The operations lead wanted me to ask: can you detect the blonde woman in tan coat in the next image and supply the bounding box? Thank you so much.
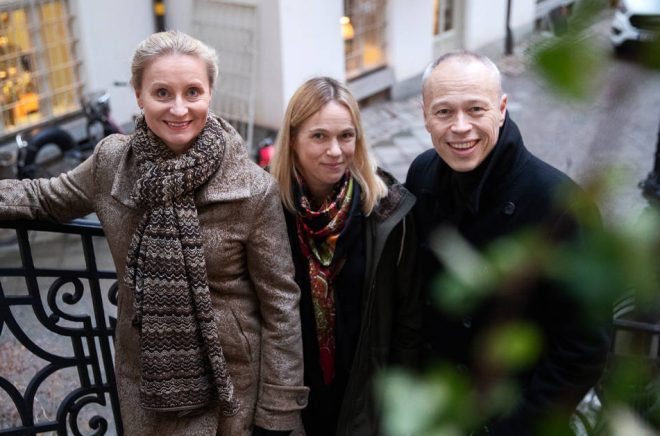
[0,31,308,436]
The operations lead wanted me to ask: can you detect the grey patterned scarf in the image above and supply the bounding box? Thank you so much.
[124,114,239,415]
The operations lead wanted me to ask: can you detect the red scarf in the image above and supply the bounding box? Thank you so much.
[295,173,354,384]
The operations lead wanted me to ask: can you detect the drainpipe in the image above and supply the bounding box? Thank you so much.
[505,0,514,55]
[154,0,166,32]
[640,118,660,201]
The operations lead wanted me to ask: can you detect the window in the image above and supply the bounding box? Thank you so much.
[433,0,455,36]
[192,0,259,150]
[0,0,81,136]
[342,0,387,80]
[431,0,462,56]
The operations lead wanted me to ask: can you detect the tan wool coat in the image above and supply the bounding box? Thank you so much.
[0,128,309,435]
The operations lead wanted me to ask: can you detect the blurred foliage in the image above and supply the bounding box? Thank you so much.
[379,1,660,434]
[381,171,660,435]
[481,321,543,372]
[531,0,609,99]
[532,32,606,100]
[531,0,660,100]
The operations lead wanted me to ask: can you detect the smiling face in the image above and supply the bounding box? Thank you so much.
[293,100,356,200]
[423,57,507,172]
[135,53,211,154]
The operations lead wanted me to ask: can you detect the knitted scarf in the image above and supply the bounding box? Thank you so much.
[124,114,239,415]
[294,172,354,385]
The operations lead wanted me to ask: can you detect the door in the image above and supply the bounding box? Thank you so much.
[432,0,463,57]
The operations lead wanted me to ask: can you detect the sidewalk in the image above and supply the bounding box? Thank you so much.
[362,94,431,183]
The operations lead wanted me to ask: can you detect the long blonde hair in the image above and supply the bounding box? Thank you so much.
[270,77,387,215]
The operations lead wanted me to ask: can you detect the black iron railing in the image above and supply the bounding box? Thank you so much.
[0,219,121,436]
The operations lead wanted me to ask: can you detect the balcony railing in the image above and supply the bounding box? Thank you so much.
[0,219,121,436]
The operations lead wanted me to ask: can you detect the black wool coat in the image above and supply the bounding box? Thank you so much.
[405,114,610,435]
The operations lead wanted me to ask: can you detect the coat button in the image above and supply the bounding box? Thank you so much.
[503,202,516,216]
[296,393,307,406]
[463,316,472,328]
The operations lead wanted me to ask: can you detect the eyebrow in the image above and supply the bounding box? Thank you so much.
[305,126,355,134]
[430,97,490,108]
[148,80,205,88]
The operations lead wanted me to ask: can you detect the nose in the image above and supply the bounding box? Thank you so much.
[451,112,471,134]
[326,139,342,157]
[170,97,188,117]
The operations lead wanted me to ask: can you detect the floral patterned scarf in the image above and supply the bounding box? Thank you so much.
[294,172,354,385]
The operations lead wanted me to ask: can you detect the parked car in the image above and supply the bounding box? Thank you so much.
[610,0,660,52]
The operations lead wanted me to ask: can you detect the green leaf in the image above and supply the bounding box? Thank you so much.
[480,321,543,371]
[532,33,605,100]
[378,369,452,436]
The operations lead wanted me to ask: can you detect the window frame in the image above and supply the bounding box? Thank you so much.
[0,0,82,140]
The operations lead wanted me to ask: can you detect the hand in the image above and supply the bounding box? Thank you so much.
[251,426,292,436]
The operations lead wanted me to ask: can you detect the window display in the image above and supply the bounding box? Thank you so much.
[0,1,80,135]
[342,0,387,80]
[433,0,455,36]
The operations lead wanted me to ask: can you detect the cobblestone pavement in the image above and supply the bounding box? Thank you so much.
[361,95,431,183]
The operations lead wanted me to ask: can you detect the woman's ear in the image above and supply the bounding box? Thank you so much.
[135,88,143,109]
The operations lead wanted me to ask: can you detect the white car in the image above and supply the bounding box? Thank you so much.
[610,0,660,51]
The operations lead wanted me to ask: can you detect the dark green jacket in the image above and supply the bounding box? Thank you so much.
[285,170,419,436]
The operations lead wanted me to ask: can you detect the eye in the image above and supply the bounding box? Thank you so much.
[187,87,201,98]
[311,132,324,140]
[341,131,356,140]
[155,88,169,98]
[470,106,485,113]
[434,108,450,116]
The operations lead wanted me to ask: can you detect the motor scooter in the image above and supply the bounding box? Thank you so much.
[15,91,122,179]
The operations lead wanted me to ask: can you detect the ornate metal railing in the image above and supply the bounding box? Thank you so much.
[0,219,121,436]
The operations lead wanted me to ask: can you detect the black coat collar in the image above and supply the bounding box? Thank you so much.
[416,113,531,214]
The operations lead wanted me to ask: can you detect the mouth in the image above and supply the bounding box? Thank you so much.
[323,162,344,169]
[164,120,192,130]
[447,140,478,151]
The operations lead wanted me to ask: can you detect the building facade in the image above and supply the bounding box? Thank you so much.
[0,0,574,147]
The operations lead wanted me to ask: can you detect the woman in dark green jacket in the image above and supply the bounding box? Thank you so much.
[270,77,419,436]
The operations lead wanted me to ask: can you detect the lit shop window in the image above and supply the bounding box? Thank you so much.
[433,0,455,36]
[342,0,387,80]
[0,0,81,135]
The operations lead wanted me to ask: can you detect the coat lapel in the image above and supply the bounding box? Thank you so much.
[110,144,139,209]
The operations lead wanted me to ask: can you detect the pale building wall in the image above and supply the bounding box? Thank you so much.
[387,0,435,83]
[165,0,193,33]
[464,0,536,52]
[167,0,343,130]
[276,0,345,128]
[254,0,286,129]
[69,0,153,128]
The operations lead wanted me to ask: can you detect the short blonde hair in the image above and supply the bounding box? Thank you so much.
[130,30,218,91]
[270,77,387,215]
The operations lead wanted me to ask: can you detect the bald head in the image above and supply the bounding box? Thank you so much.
[422,51,503,105]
